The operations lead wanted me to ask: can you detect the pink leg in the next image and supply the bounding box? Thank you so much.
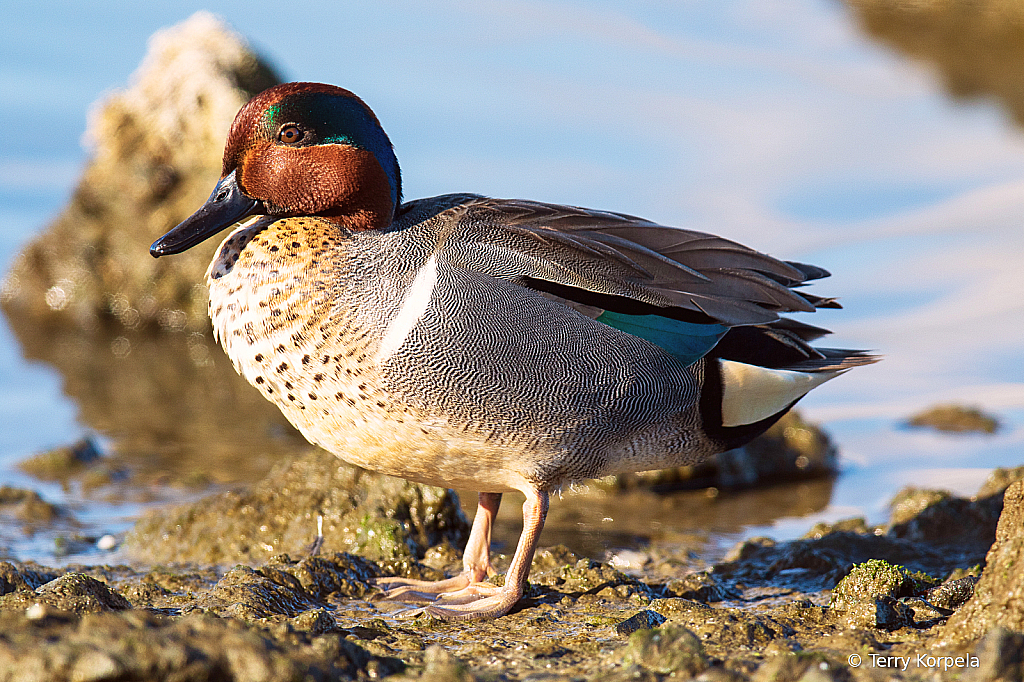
[377,492,501,598]
[378,489,549,620]
[461,492,502,580]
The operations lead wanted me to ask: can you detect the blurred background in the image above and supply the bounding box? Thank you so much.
[1,0,1022,562]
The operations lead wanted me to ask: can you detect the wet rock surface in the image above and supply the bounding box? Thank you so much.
[3,11,1024,682]
[125,448,469,565]
[938,481,1024,644]
[0,467,1018,680]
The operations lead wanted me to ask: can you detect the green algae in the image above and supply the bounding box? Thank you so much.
[829,559,939,612]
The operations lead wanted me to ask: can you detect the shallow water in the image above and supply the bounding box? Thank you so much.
[1,0,1022,564]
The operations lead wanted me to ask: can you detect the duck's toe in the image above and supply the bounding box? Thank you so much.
[374,572,473,600]
[389,583,520,621]
[375,573,520,619]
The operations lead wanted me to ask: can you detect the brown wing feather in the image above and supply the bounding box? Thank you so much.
[417,196,837,327]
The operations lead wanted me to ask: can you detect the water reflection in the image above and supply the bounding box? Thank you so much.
[478,478,835,564]
[3,311,307,489]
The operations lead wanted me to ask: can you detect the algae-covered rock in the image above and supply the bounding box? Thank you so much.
[607,411,837,492]
[905,404,1000,434]
[0,561,60,595]
[886,478,1015,554]
[1,11,281,333]
[0,572,131,613]
[976,465,1024,499]
[969,628,1024,682]
[18,438,104,482]
[829,559,938,613]
[615,609,667,635]
[940,481,1024,644]
[530,557,650,602]
[189,553,377,623]
[664,570,738,602]
[925,575,978,611]
[621,623,709,676]
[0,485,62,525]
[417,645,477,682]
[125,448,468,564]
[0,609,386,682]
[750,651,846,682]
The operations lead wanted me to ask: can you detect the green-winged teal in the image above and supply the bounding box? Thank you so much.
[151,82,876,620]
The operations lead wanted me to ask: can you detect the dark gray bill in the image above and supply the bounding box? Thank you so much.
[150,170,262,257]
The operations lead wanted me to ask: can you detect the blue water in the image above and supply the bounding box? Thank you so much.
[1,0,1022,560]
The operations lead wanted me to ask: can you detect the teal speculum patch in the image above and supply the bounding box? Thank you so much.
[596,310,727,367]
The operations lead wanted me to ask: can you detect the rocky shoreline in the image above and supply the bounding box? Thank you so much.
[0,466,1021,680]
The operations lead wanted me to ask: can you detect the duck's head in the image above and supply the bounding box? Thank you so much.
[151,82,401,257]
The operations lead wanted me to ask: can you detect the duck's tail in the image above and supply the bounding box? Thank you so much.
[699,320,879,451]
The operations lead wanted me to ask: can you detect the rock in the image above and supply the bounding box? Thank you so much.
[968,627,1024,682]
[0,609,385,682]
[530,557,649,601]
[652,598,788,651]
[124,448,468,564]
[620,622,709,676]
[751,651,845,682]
[1,11,281,333]
[886,478,1018,555]
[717,474,1024,601]
[0,561,60,595]
[664,571,738,602]
[606,411,838,491]
[420,645,476,682]
[976,465,1024,499]
[187,553,377,622]
[829,559,938,613]
[0,573,131,613]
[925,575,978,611]
[0,486,62,525]
[615,609,667,635]
[905,404,1000,434]
[940,481,1024,644]
[845,0,1024,127]
[836,595,915,631]
[18,437,103,481]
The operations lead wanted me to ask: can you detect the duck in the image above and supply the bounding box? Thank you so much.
[150,81,876,620]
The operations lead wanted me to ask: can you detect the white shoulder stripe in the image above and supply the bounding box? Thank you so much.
[374,253,439,363]
[719,359,841,427]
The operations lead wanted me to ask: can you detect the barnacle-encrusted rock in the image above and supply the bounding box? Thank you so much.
[1,12,281,332]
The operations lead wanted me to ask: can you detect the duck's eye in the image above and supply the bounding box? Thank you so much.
[278,125,304,144]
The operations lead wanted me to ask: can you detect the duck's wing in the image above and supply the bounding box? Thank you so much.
[425,196,836,327]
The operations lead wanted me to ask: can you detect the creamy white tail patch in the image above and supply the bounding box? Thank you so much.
[719,359,841,427]
[374,253,439,363]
